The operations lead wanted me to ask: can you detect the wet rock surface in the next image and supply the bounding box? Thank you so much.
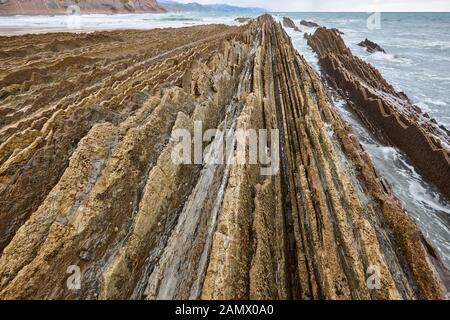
[282,17,301,32]
[307,27,450,201]
[0,15,447,300]
[235,17,252,23]
[358,38,386,53]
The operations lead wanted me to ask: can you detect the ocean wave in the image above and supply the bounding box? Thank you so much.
[415,98,448,114]
[374,145,399,162]
[397,39,450,50]
[328,19,361,23]
[366,142,450,215]
[156,17,203,22]
[423,98,447,106]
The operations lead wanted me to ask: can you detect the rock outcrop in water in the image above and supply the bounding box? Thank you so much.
[307,27,450,200]
[358,38,386,53]
[282,17,301,32]
[0,15,447,300]
[0,0,166,15]
[300,20,320,28]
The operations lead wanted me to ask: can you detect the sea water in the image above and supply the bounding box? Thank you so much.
[0,12,244,34]
[278,12,450,269]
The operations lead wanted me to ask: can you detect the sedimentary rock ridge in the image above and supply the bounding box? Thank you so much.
[358,38,386,53]
[300,20,320,28]
[0,0,166,15]
[307,27,450,200]
[282,17,301,32]
[0,15,447,300]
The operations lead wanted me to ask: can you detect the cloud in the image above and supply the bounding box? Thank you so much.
[173,0,450,12]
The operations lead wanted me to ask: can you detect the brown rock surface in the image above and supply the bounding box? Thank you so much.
[282,16,301,31]
[0,0,166,15]
[307,27,450,200]
[0,15,447,300]
[235,17,252,23]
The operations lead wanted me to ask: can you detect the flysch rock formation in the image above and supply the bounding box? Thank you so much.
[300,20,320,28]
[307,27,450,200]
[0,15,447,300]
[282,17,301,32]
[0,0,166,15]
[331,28,344,35]
[357,38,386,54]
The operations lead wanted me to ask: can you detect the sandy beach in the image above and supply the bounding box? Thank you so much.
[0,26,100,36]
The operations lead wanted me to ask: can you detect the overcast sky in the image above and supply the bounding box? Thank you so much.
[175,0,450,12]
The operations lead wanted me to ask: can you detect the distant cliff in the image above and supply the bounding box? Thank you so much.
[0,0,166,15]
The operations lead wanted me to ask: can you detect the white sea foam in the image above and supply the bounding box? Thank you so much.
[1,10,449,268]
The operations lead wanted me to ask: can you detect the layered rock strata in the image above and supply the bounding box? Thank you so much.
[357,38,386,53]
[307,27,450,200]
[0,15,447,300]
[300,20,320,28]
[282,17,301,32]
